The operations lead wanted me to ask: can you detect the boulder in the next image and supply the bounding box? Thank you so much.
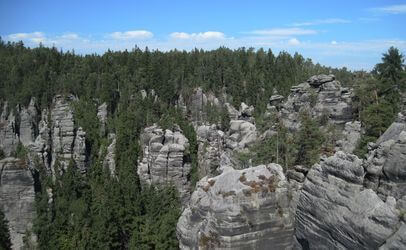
[177,164,294,249]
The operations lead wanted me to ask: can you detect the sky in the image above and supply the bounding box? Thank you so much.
[1,0,406,70]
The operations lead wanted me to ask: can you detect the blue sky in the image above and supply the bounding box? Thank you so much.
[1,0,406,70]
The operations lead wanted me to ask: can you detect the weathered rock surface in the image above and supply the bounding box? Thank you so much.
[295,151,400,249]
[379,223,406,250]
[280,74,354,131]
[364,130,406,200]
[0,157,36,249]
[138,125,192,203]
[27,110,50,172]
[103,133,116,176]
[336,121,361,153]
[49,95,87,174]
[97,102,108,135]
[177,164,294,249]
[19,98,38,146]
[196,124,225,178]
[0,103,19,156]
[226,120,257,150]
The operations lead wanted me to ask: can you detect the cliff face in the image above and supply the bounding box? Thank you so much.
[138,124,192,204]
[0,157,36,249]
[1,95,90,249]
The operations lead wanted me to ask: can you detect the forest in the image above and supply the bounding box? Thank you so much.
[0,37,405,249]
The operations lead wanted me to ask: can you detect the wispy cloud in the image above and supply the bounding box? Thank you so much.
[170,31,226,40]
[292,18,350,26]
[248,28,317,36]
[369,4,406,14]
[8,32,46,43]
[108,30,153,40]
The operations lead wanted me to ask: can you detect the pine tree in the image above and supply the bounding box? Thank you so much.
[0,209,11,250]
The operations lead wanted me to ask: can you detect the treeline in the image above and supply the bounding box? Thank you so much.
[0,38,353,114]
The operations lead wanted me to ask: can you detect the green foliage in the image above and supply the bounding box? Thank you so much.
[0,209,11,250]
[295,112,325,167]
[13,142,27,160]
[354,47,405,157]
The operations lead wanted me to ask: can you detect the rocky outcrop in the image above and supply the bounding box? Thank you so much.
[49,95,87,174]
[138,125,192,203]
[196,124,225,178]
[27,110,50,172]
[226,120,257,150]
[0,157,36,249]
[280,74,354,131]
[97,102,108,135]
[295,151,400,249]
[0,103,19,156]
[364,130,406,200]
[336,121,361,153]
[103,133,116,176]
[19,98,38,146]
[177,164,294,249]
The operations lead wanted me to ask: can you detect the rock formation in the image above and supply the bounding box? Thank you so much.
[177,164,294,249]
[103,133,116,176]
[280,74,354,131]
[97,102,108,135]
[19,98,38,146]
[226,120,257,150]
[138,124,192,203]
[295,151,400,249]
[196,124,225,178]
[0,103,19,156]
[0,157,36,249]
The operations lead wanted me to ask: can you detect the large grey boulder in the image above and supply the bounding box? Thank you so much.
[226,120,257,150]
[295,151,400,249]
[138,125,192,204]
[177,164,294,249]
[0,157,36,249]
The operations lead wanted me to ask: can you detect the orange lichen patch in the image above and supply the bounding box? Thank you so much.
[240,174,280,194]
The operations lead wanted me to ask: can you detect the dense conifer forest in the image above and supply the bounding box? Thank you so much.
[0,38,404,249]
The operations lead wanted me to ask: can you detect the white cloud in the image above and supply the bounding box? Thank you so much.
[288,38,300,45]
[8,32,46,43]
[109,30,153,40]
[331,40,337,45]
[170,31,225,40]
[60,33,79,40]
[248,28,317,36]
[292,18,350,26]
[370,4,406,14]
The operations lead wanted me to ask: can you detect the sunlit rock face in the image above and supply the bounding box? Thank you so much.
[177,164,294,250]
[0,157,36,249]
[138,124,192,204]
[295,151,400,249]
[280,74,354,131]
